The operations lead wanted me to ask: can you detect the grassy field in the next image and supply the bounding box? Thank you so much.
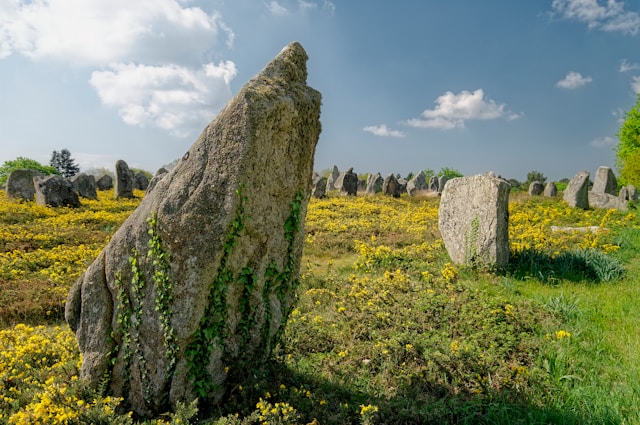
[1,189,639,424]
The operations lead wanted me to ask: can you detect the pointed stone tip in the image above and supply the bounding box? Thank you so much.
[259,41,309,84]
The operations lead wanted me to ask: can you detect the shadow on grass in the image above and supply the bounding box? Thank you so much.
[207,360,622,425]
[505,248,625,284]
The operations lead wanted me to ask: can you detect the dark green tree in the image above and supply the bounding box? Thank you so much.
[525,170,547,186]
[438,167,463,179]
[0,157,59,187]
[50,149,80,178]
[616,94,640,186]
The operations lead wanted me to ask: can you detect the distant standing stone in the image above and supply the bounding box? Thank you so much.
[437,175,448,194]
[71,173,98,200]
[528,181,544,196]
[365,172,383,195]
[406,171,427,196]
[134,172,150,191]
[340,168,358,196]
[34,175,80,207]
[591,166,617,195]
[311,175,327,198]
[543,181,558,197]
[5,168,44,200]
[96,175,113,191]
[563,171,590,209]
[114,160,135,198]
[428,176,439,192]
[382,173,401,198]
[438,172,510,268]
[325,165,340,191]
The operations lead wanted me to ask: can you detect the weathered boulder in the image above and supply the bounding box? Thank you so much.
[71,173,98,200]
[528,181,544,196]
[358,178,366,193]
[134,172,150,191]
[397,178,407,194]
[382,173,401,198]
[438,172,510,268]
[406,171,427,196]
[339,168,358,196]
[589,191,628,211]
[96,175,113,190]
[620,184,638,202]
[34,175,80,207]
[543,181,557,197]
[115,160,135,198]
[311,175,327,198]
[5,168,44,200]
[325,165,340,191]
[591,166,617,195]
[563,171,590,209]
[65,42,321,417]
[365,172,383,195]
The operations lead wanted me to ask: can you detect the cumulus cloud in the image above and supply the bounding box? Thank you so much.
[363,124,406,138]
[406,89,519,130]
[633,76,640,94]
[0,0,235,65]
[552,0,640,35]
[620,58,640,72]
[90,61,237,137]
[0,0,240,136]
[590,136,618,148]
[267,0,334,16]
[556,71,593,89]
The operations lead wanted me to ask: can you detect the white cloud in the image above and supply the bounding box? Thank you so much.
[266,1,289,16]
[552,0,640,35]
[556,71,593,89]
[590,136,618,148]
[406,89,518,130]
[632,76,640,94]
[620,58,640,72]
[0,0,234,65]
[90,61,237,137]
[363,124,406,138]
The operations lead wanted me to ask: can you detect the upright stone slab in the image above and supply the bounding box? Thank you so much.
[65,42,322,416]
[543,181,557,197]
[134,172,150,191]
[428,176,439,192]
[437,175,448,194]
[34,175,81,207]
[591,166,617,195]
[528,181,544,196]
[438,172,510,268]
[311,175,327,198]
[407,171,427,196]
[365,172,383,195]
[5,168,44,200]
[339,168,358,196]
[96,175,113,190]
[114,160,135,198]
[325,165,340,191]
[71,173,98,200]
[382,173,400,198]
[563,171,590,209]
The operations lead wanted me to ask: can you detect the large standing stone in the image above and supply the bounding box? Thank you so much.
[34,175,81,207]
[5,169,44,200]
[591,166,617,195]
[134,172,150,191]
[96,175,113,191]
[339,168,358,196]
[365,172,383,195]
[65,42,322,417]
[115,160,135,198]
[71,173,98,200]
[438,172,510,268]
[563,171,590,209]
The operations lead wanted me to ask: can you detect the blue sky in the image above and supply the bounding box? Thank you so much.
[1,0,640,182]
